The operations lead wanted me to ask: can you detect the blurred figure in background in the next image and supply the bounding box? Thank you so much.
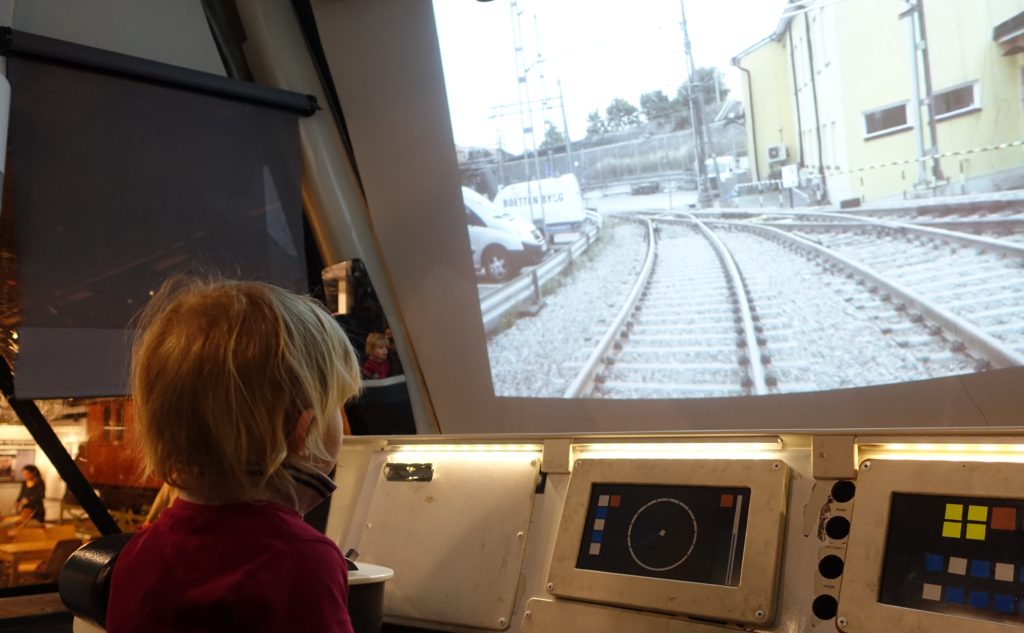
[2,464,46,529]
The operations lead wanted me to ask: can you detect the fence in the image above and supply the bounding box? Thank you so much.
[463,124,747,192]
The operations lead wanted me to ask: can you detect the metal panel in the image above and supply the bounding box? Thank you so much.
[547,458,789,626]
[839,459,1024,633]
[355,451,541,630]
[520,598,734,633]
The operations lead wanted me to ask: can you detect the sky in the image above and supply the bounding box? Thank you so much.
[432,0,789,153]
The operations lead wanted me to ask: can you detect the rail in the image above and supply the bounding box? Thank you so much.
[716,221,1024,369]
[682,215,769,394]
[562,218,656,398]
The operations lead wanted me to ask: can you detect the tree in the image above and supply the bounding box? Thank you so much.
[585,110,606,137]
[540,121,566,150]
[675,67,729,111]
[640,90,674,124]
[605,98,640,131]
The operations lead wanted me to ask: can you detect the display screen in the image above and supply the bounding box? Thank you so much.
[431,1,1024,401]
[880,493,1024,622]
[575,483,749,586]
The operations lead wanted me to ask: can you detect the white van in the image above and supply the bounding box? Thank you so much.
[464,187,548,282]
[493,174,587,236]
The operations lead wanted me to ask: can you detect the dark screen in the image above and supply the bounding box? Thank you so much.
[575,483,750,586]
[5,56,306,398]
[880,493,1024,622]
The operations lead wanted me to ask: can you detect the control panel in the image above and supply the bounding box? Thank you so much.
[546,458,789,626]
[840,460,1024,633]
[574,483,749,586]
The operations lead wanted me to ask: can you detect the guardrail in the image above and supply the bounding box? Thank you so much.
[480,219,601,335]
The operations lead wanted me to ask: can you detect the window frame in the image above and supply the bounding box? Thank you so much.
[932,80,981,122]
[862,100,911,140]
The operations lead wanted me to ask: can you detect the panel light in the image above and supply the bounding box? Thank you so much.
[573,438,782,461]
[859,442,1024,464]
[386,443,542,463]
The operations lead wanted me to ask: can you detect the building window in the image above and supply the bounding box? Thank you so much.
[933,82,979,121]
[864,103,910,139]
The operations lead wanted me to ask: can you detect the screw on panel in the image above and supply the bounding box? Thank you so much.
[546,582,554,591]
[516,531,525,539]
[838,616,848,628]
[772,462,781,470]
[862,461,872,470]
[524,611,532,619]
[366,523,372,529]
[575,460,583,468]
[498,617,507,627]
[754,609,766,620]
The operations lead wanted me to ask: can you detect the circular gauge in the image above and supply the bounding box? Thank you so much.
[627,498,698,572]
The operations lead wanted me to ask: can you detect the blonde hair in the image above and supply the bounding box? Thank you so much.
[130,278,361,504]
[365,332,388,355]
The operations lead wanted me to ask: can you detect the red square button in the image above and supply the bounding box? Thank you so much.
[721,494,734,508]
[610,495,621,508]
[991,506,1016,531]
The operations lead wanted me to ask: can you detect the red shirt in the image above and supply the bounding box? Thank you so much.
[107,498,354,633]
[361,356,390,379]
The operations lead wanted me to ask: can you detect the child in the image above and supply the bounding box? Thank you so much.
[107,279,361,633]
[361,332,391,379]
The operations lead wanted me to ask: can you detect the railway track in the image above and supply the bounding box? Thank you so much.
[563,213,1023,399]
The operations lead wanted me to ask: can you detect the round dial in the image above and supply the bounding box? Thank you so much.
[626,498,698,571]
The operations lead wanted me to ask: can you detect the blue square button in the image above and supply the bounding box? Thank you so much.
[591,531,603,543]
[925,554,944,572]
[969,591,989,609]
[595,507,608,519]
[970,560,991,578]
[994,594,1015,614]
[945,587,965,604]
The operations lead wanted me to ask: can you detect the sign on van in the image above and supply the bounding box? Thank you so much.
[494,174,587,234]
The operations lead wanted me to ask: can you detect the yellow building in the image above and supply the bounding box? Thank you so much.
[734,0,1024,204]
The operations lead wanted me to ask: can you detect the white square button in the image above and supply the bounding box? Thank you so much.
[589,542,601,556]
[922,583,942,601]
[598,495,610,507]
[594,519,606,531]
[995,562,1014,582]
[948,557,967,575]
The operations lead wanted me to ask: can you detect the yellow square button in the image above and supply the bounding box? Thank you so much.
[943,521,962,538]
[966,523,986,541]
[968,505,988,522]
[945,504,964,521]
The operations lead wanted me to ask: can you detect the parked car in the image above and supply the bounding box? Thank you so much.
[630,181,661,195]
[464,187,548,282]
[493,174,588,238]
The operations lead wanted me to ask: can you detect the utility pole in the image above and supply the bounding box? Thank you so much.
[509,0,546,238]
[557,80,577,181]
[900,1,929,189]
[680,0,712,206]
[900,0,943,190]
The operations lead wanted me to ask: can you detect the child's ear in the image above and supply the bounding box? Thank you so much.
[291,409,315,455]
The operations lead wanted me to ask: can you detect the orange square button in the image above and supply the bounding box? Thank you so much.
[991,506,1016,531]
